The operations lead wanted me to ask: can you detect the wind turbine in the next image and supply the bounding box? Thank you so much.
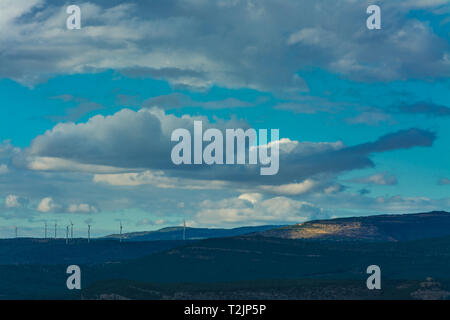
[54,221,57,239]
[70,220,74,240]
[183,218,186,241]
[88,224,91,243]
[15,226,18,238]
[119,221,123,243]
[66,225,69,244]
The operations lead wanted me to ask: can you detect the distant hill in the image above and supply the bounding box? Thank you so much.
[254,211,450,241]
[103,225,283,241]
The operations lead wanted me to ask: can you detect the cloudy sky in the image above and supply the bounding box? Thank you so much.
[0,0,450,237]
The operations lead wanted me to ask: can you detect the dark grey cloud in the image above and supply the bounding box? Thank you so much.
[398,101,450,116]
[348,128,435,154]
[120,67,205,80]
[20,108,249,171]
[2,0,449,90]
[20,107,436,186]
[251,128,435,185]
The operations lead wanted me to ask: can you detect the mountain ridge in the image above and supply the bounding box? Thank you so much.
[103,225,283,241]
[254,210,450,241]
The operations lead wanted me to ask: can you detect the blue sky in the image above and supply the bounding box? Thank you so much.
[0,0,449,237]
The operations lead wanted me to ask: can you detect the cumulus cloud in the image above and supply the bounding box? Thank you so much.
[22,107,247,171]
[2,0,449,90]
[238,193,264,204]
[37,197,97,213]
[0,141,20,160]
[19,107,436,191]
[192,194,327,227]
[37,197,56,212]
[67,203,98,213]
[5,195,21,208]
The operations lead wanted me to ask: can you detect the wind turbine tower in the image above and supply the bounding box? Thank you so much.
[66,226,69,244]
[183,218,186,241]
[54,222,57,239]
[70,221,74,240]
[88,224,91,243]
[119,221,123,243]
[15,226,18,238]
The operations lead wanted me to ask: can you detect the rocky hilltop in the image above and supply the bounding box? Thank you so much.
[256,211,450,241]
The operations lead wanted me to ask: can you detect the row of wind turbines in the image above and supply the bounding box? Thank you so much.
[14,219,187,242]
[15,221,124,243]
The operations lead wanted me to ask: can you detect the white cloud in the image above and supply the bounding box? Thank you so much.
[67,203,98,213]
[93,170,229,190]
[23,156,125,173]
[259,179,317,195]
[5,195,20,208]
[192,194,326,227]
[37,197,56,212]
[252,138,301,154]
[238,193,263,204]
